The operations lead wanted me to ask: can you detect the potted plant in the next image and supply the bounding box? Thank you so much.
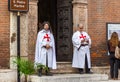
[35,63,48,76]
[13,58,35,82]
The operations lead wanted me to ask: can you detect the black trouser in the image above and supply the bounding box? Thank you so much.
[79,54,90,73]
[85,54,90,73]
[109,53,119,78]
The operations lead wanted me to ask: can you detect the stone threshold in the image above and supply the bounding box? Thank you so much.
[51,62,110,74]
[29,74,108,82]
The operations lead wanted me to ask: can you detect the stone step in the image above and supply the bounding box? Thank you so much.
[29,74,108,82]
[0,69,119,82]
[99,80,120,82]
[0,69,17,82]
[0,63,119,82]
[51,62,120,79]
[51,62,78,74]
[51,62,111,74]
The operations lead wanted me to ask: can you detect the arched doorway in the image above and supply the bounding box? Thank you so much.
[38,0,73,61]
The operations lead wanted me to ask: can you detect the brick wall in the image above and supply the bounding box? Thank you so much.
[88,0,120,66]
[0,0,10,68]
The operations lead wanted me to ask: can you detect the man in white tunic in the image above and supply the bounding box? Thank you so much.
[72,24,92,74]
[35,21,57,76]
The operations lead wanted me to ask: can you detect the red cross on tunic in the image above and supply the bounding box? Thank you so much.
[80,34,86,39]
[44,34,50,42]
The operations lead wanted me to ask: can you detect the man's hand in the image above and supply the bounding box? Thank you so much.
[81,39,89,44]
[81,39,85,43]
[46,44,51,49]
[86,40,89,43]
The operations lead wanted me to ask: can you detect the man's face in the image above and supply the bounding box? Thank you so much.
[44,24,49,30]
[78,26,83,32]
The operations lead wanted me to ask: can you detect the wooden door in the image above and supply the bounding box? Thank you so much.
[57,0,73,61]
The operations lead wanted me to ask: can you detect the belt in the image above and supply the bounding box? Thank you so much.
[78,44,88,50]
[81,44,88,46]
[43,46,46,48]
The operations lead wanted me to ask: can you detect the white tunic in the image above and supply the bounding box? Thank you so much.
[72,31,91,68]
[35,29,57,69]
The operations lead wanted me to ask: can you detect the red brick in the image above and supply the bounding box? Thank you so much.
[0,0,10,68]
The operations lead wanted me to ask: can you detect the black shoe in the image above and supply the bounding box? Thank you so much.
[86,71,93,74]
[38,69,42,76]
[79,68,84,74]
[79,71,84,74]
[46,72,53,76]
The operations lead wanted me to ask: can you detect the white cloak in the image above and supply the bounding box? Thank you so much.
[72,31,91,68]
[35,29,57,69]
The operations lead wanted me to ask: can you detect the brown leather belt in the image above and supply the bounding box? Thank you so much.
[81,44,88,46]
[43,46,46,48]
[78,44,88,50]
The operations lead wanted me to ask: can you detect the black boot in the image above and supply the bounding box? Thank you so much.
[86,69,93,74]
[79,68,84,74]
[46,68,53,76]
[38,68,42,76]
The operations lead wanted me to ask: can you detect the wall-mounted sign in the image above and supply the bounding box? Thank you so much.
[8,0,29,12]
[106,23,120,40]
